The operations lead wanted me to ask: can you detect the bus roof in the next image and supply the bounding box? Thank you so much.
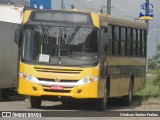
[69,9,147,29]
[106,16,147,29]
[66,9,147,29]
[24,9,147,29]
[24,9,94,27]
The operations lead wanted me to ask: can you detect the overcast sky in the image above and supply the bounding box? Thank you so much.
[52,0,160,58]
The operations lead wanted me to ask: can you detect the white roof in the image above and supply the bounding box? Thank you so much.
[0,5,24,24]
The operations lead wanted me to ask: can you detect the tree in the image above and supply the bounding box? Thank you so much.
[148,45,160,70]
[152,44,160,94]
[154,73,160,95]
[148,58,157,70]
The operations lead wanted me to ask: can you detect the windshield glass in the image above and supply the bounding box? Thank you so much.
[22,25,99,65]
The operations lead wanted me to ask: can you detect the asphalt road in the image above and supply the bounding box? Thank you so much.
[0,95,160,120]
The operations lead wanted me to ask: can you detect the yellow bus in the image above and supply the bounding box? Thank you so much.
[17,9,147,110]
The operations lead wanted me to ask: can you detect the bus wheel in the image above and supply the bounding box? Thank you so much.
[61,99,72,105]
[30,96,42,108]
[96,87,107,111]
[123,79,134,106]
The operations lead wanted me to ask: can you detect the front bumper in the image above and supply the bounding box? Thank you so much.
[18,77,99,99]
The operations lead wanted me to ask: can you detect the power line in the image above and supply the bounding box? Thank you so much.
[115,7,136,18]
[74,0,99,12]
[80,0,100,11]
[112,7,137,19]
[74,0,92,11]
[82,0,99,11]
[16,0,28,6]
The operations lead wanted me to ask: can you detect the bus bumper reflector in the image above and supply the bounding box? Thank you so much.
[77,89,82,93]
[32,87,37,91]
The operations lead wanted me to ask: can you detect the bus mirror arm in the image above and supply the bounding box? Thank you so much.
[14,29,21,45]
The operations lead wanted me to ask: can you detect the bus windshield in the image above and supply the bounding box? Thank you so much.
[22,25,99,66]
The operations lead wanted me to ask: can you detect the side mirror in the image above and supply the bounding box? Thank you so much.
[14,29,21,45]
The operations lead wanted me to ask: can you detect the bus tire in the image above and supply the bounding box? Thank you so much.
[61,99,72,105]
[96,87,108,111]
[30,96,42,108]
[123,79,134,106]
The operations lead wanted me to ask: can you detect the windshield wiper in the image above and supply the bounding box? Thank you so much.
[66,25,81,45]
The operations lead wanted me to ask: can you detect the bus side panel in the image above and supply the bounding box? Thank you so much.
[134,77,145,93]
[0,22,19,89]
[106,57,146,98]
[109,78,130,97]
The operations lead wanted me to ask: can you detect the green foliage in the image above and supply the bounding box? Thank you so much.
[148,58,157,70]
[135,76,160,101]
[153,72,160,95]
[137,44,160,100]
[148,44,160,70]
[157,44,160,51]
[154,73,160,85]
[150,44,160,95]
[147,70,159,75]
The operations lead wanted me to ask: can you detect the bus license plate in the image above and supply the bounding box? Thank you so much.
[51,85,64,90]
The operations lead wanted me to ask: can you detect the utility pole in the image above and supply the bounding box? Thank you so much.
[145,0,149,71]
[145,0,149,30]
[145,0,149,28]
[107,0,111,15]
[61,0,64,9]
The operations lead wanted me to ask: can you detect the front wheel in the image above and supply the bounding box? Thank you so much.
[30,96,42,108]
[96,88,108,111]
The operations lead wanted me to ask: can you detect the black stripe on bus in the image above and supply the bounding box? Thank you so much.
[106,65,146,79]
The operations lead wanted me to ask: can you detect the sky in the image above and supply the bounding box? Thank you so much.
[0,0,159,58]
[51,0,160,58]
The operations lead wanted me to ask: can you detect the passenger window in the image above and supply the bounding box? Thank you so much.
[121,27,126,56]
[127,28,131,56]
[101,27,108,53]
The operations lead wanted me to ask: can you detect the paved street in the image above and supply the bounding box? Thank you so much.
[0,95,160,120]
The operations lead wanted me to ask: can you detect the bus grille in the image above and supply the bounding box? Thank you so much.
[42,85,73,89]
[38,78,79,83]
[43,89,71,93]
[34,67,82,74]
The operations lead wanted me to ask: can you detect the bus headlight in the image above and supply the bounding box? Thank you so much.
[83,78,89,83]
[82,76,98,84]
[28,75,33,80]
[89,76,98,82]
[19,73,33,81]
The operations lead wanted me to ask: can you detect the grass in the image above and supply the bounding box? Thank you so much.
[147,69,159,75]
[135,71,160,101]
